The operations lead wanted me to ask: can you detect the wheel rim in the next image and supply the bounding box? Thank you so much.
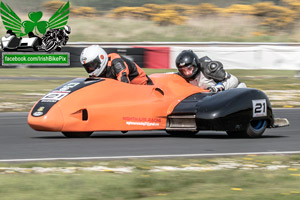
[250,120,267,131]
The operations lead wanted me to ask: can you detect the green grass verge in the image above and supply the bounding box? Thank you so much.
[0,68,299,112]
[1,154,300,200]
[229,69,300,90]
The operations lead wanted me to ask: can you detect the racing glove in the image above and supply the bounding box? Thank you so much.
[209,82,225,93]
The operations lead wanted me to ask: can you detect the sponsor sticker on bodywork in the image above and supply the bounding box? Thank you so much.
[32,106,45,116]
[123,117,161,127]
[59,82,80,92]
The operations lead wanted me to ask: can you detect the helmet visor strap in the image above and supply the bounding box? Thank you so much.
[83,56,101,74]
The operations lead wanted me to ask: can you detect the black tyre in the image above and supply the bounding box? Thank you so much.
[227,120,267,138]
[62,132,93,138]
[166,130,198,137]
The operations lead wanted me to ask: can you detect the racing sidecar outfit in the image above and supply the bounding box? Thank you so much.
[104,53,153,85]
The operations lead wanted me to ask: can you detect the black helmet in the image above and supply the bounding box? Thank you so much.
[175,50,200,80]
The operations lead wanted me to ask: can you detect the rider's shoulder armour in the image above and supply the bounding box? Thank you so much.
[201,59,229,82]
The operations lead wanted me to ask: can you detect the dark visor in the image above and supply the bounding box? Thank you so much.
[83,56,101,73]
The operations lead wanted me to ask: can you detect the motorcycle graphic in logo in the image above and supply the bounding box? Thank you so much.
[0,1,71,52]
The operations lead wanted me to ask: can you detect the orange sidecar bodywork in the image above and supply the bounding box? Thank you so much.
[28,73,206,132]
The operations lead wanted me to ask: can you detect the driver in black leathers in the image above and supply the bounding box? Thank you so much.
[175,50,246,93]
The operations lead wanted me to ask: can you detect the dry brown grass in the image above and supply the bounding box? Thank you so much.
[1,15,300,42]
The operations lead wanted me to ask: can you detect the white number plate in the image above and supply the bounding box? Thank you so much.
[41,92,68,102]
[252,99,267,117]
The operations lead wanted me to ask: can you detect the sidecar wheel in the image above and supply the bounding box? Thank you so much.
[227,119,267,138]
[62,132,93,138]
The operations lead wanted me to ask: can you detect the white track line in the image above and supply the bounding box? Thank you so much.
[1,151,300,162]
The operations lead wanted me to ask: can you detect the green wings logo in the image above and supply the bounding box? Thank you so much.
[0,1,69,37]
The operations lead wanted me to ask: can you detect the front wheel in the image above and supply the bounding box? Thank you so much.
[42,38,58,52]
[62,132,93,138]
[166,130,198,137]
[226,120,267,138]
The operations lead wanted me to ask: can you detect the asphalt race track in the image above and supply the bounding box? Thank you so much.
[0,109,298,161]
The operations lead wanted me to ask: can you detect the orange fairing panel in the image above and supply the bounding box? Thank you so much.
[28,73,206,132]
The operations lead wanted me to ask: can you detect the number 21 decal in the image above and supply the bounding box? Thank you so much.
[252,99,267,117]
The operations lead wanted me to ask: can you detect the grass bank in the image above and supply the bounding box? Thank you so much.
[2,16,300,42]
[1,154,300,200]
[65,16,300,42]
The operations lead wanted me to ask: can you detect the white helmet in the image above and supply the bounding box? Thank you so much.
[63,25,71,35]
[80,45,108,77]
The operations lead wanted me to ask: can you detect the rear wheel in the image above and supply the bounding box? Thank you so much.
[166,130,198,137]
[62,132,93,138]
[226,120,267,138]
